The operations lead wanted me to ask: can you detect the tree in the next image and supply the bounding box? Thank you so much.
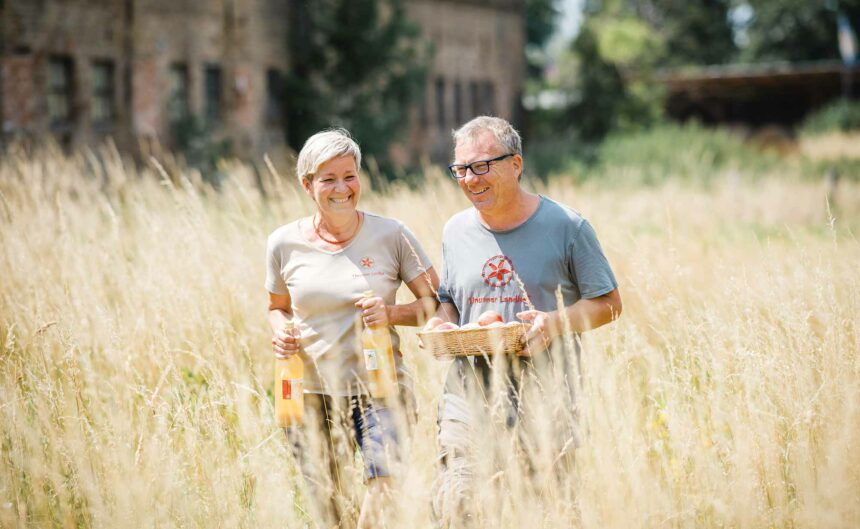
[567,25,628,139]
[633,0,736,67]
[525,0,561,78]
[284,0,430,174]
[740,0,860,62]
[554,0,738,142]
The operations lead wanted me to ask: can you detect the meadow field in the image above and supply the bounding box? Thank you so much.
[1,133,859,528]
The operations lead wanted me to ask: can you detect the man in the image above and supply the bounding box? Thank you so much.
[432,116,622,523]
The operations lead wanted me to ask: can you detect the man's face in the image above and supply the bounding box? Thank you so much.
[453,131,523,217]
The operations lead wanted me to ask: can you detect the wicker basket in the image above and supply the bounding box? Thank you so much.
[418,323,527,359]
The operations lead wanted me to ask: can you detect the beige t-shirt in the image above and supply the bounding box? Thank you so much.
[266,213,433,396]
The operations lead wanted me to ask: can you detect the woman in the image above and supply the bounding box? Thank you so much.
[265,128,439,528]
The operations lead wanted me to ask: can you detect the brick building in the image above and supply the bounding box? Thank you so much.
[0,0,524,163]
[408,0,525,162]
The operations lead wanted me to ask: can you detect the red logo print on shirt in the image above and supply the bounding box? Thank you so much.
[360,257,375,268]
[481,255,514,288]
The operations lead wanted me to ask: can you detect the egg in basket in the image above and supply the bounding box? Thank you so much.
[417,310,528,359]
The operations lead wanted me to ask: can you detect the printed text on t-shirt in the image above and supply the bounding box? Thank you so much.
[468,294,527,304]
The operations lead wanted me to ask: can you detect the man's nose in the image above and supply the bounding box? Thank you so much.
[463,168,481,185]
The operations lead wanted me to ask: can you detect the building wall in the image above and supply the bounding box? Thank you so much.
[0,0,524,163]
[1,0,127,146]
[406,0,525,163]
[1,0,290,155]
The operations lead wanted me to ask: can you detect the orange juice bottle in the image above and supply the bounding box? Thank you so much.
[360,290,398,399]
[275,321,303,426]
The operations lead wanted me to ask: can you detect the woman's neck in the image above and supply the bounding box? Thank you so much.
[317,211,360,236]
[313,211,362,246]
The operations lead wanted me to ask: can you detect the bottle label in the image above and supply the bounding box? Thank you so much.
[363,349,379,370]
[282,378,303,400]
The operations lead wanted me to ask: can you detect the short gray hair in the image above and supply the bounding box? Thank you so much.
[295,128,362,184]
[452,116,522,156]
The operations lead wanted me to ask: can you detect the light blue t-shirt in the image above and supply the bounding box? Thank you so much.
[438,196,617,325]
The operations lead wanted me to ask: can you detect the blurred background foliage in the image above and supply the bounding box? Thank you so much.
[523,0,860,180]
[262,0,860,182]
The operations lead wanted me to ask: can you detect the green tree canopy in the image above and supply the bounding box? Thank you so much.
[285,0,430,173]
[740,0,860,62]
[635,0,736,67]
[526,0,560,49]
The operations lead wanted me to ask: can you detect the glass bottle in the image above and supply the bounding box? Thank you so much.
[360,290,398,399]
[275,321,303,426]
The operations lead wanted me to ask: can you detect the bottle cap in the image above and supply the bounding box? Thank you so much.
[283,320,295,331]
[362,290,374,298]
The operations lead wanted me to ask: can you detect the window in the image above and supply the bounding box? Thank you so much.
[48,57,74,128]
[92,60,115,126]
[482,81,496,116]
[435,77,445,128]
[418,88,428,128]
[454,80,463,126]
[265,69,284,125]
[167,63,189,123]
[470,81,480,119]
[204,64,222,123]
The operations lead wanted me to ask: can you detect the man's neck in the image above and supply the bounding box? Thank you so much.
[477,191,540,231]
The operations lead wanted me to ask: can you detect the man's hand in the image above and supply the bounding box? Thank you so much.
[355,295,390,328]
[516,310,558,356]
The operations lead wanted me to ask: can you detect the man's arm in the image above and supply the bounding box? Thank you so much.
[517,288,622,354]
[558,288,622,333]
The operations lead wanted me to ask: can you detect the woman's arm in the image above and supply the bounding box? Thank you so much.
[356,267,440,328]
[388,267,440,326]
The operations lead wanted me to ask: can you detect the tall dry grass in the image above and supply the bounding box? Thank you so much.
[0,142,858,528]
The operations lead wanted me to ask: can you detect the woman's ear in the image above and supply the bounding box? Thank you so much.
[301,176,313,197]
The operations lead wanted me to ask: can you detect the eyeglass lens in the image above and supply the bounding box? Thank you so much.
[453,161,490,178]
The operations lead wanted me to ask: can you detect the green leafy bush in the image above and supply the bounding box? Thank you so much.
[589,123,780,184]
[533,123,784,185]
[801,100,860,135]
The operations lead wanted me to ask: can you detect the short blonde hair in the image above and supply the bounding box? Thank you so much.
[295,128,362,184]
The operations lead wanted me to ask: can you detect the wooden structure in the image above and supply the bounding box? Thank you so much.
[657,61,860,126]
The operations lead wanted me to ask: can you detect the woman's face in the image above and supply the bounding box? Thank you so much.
[303,155,361,216]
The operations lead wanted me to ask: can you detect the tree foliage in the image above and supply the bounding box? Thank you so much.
[284,0,430,172]
[524,0,561,82]
[554,0,860,146]
[526,0,560,50]
[741,0,860,62]
[567,24,665,140]
[582,0,735,68]
[636,0,736,67]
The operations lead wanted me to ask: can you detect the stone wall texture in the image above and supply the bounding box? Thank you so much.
[0,0,524,162]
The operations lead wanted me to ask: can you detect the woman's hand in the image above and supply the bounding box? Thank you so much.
[355,295,390,328]
[272,325,300,359]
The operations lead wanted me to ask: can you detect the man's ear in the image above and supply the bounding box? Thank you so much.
[513,154,524,181]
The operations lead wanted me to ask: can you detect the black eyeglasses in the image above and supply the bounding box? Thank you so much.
[447,153,514,179]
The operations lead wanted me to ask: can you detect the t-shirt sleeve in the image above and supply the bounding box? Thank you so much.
[396,222,434,284]
[265,234,289,295]
[437,239,453,304]
[569,220,618,299]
